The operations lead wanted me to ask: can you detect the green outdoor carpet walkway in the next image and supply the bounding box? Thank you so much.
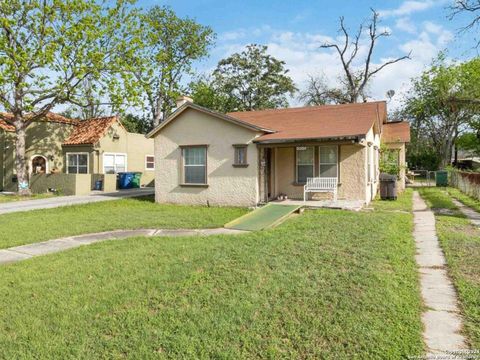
[224,204,302,231]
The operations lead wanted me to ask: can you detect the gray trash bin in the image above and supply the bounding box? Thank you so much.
[380,173,397,200]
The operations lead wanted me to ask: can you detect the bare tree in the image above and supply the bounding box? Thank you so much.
[298,74,350,105]
[449,0,480,47]
[320,9,411,103]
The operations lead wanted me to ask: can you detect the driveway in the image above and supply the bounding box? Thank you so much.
[0,188,155,215]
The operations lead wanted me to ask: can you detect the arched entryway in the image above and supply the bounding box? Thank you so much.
[31,155,48,174]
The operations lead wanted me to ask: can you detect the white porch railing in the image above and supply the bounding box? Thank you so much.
[304,177,338,202]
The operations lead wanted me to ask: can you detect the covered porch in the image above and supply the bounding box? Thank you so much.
[257,138,375,208]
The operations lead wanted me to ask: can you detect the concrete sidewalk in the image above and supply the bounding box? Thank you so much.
[452,198,480,227]
[0,188,154,215]
[0,227,246,265]
[413,191,467,356]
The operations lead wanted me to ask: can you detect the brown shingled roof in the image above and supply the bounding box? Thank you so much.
[63,116,118,145]
[228,101,386,143]
[382,121,410,143]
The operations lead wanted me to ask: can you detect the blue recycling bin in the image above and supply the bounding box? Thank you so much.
[94,179,103,190]
[118,172,135,189]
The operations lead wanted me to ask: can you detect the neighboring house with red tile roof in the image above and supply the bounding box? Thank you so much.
[147,99,410,207]
[0,113,154,193]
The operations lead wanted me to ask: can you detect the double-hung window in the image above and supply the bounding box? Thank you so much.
[319,145,338,178]
[67,153,88,174]
[296,146,314,183]
[145,155,155,170]
[182,146,207,185]
[103,153,127,174]
[233,145,248,166]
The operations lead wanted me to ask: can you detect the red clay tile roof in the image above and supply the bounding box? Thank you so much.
[0,118,15,132]
[0,111,78,126]
[382,121,410,143]
[227,101,387,143]
[63,116,118,145]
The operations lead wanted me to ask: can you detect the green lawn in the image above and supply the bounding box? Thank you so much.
[0,196,247,249]
[446,187,480,213]
[0,193,55,203]
[0,207,423,358]
[372,188,413,212]
[418,187,480,348]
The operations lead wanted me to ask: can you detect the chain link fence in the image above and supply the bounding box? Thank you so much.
[407,170,437,187]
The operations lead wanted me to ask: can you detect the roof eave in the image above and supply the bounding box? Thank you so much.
[253,135,364,144]
[146,103,275,138]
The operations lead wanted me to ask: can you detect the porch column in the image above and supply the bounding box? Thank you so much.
[258,147,267,203]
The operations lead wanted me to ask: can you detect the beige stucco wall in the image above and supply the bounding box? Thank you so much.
[30,173,91,196]
[153,108,261,207]
[2,119,154,193]
[96,123,155,187]
[1,121,76,191]
[339,144,367,201]
[274,147,299,199]
[26,121,77,173]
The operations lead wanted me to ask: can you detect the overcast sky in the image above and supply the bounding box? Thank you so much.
[138,0,477,109]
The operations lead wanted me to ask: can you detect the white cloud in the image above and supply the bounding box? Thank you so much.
[400,22,452,62]
[219,30,247,41]
[423,20,443,34]
[211,20,454,109]
[395,17,417,34]
[379,0,436,18]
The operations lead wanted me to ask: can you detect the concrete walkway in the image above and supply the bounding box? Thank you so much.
[452,198,480,227]
[0,188,154,215]
[0,227,246,265]
[413,191,468,356]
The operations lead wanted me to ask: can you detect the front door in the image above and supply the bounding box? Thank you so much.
[263,148,275,201]
[31,156,47,174]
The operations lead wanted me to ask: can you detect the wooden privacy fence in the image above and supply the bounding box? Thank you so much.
[450,170,480,200]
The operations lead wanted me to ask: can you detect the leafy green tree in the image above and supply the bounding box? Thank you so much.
[0,0,140,194]
[196,44,297,112]
[189,77,235,112]
[133,6,215,126]
[403,56,480,168]
[120,113,153,134]
[456,132,480,156]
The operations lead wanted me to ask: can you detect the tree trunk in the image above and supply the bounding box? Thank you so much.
[152,96,163,127]
[439,136,454,169]
[14,122,31,196]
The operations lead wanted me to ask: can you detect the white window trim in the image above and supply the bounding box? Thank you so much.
[182,146,207,185]
[66,152,89,174]
[103,152,127,174]
[318,145,339,178]
[29,154,49,175]
[145,154,155,170]
[296,146,315,183]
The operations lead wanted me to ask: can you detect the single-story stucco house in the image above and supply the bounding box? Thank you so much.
[0,112,155,194]
[147,98,410,207]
